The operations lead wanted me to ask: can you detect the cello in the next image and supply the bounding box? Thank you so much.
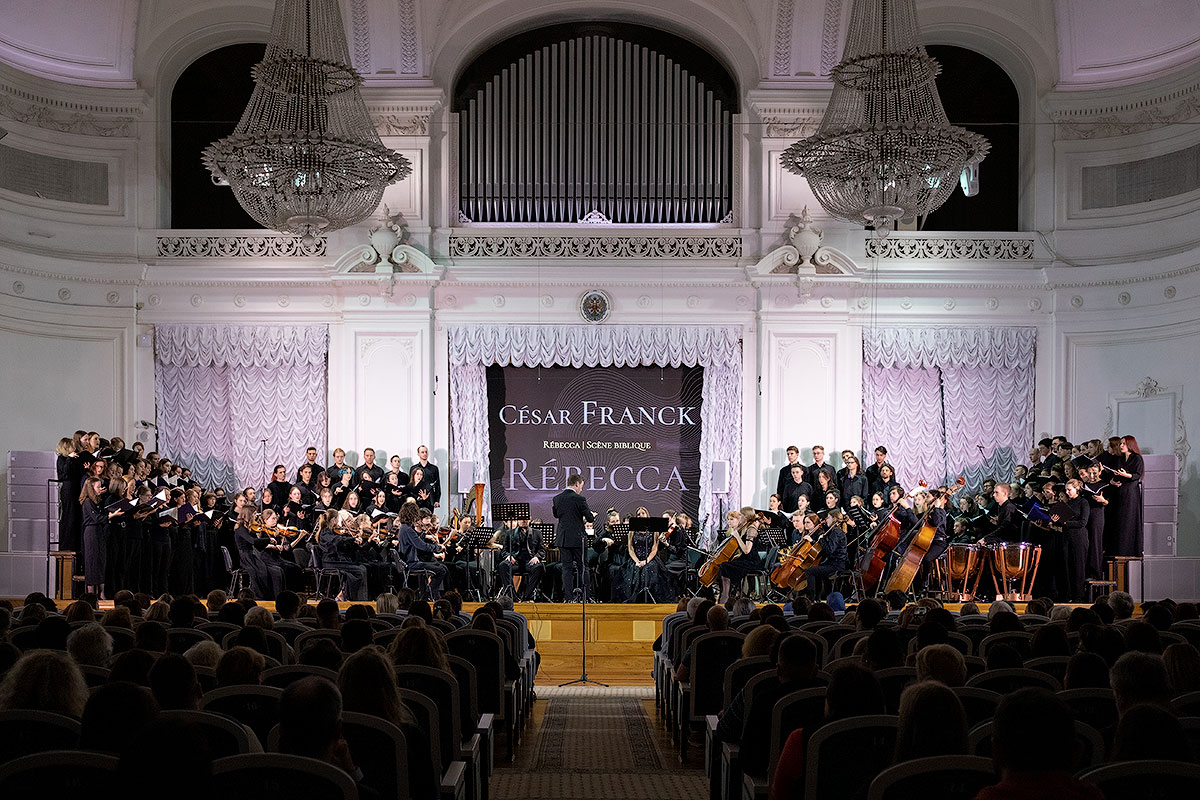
[859,482,927,593]
[883,477,967,594]
[770,513,834,591]
[699,534,742,586]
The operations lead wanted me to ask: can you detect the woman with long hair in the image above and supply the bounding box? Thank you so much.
[80,477,123,598]
[716,506,762,604]
[56,436,85,555]
[1107,434,1145,558]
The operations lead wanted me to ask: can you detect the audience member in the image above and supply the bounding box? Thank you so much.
[216,645,265,687]
[915,643,967,687]
[108,648,155,685]
[863,627,903,670]
[341,619,374,653]
[244,605,275,629]
[973,688,1103,800]
[389,625,450,672]
[35,615,71,650]
[0,650,88,718]
[1110,703,1192,762]
[317,599,341,629]
[298,637,345,671]
[169,596,197,628]
[1107,591,1134,620]
[894,681,968,761]
[1030,624,1070,658]
[275,590,301,619]
[985,643,1023,671]
[67,622,114,667]
[1164,642,1200,695]
[183,640,222,669]
[1110,651,1171,716]
[149,653,203,710]
[742,624,780,659]
[1063,652,1112,690]
[79,681,159,755]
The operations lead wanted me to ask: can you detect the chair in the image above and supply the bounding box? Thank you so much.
[969,719,1105,769]
[723,657,774,710]
[195,665,219,693]
[966,668,1060,694]
[866,755,996,800]
[9,627,39,652]
[398,688,469,800]
[823,655,864,673]
[962,655,987,678]
[832,630,872,661]
[768,687,829,781]
[804,716,899,800]
[1057,688,1119,732]
[221,546,248,597]
[875,666,918,714]
[955,625,991,653]
[0,710,81,765]
[261,664,340,688]
[1024,656,1070,684]
[1169,624,1200,648]
[951,686,1001,727]
[291,629,344,656]
[396,665,481,800]
[1077,760,1200,796]
[373,628,403,650]
[1178,716,1200,764]
[448,654,495,788]
[977,631,1034,660]
[78,664,110,688]
[0,751,118,795]
[445,630,514,763]
[167,626,214,654]
[677,630,746,761]
[202,685,284,745]
[340,711,411,800]
[1172,691,1200,717]
[815,624,856,653]
[222,628,292,664]
[159,709,256,757]
[736,620,760,633]
[211,753,358,800]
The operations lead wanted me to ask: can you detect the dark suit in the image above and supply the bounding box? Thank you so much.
[553,487,594,600]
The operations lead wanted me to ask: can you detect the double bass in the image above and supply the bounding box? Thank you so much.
[859,482,927,593]
[884,477,967,594]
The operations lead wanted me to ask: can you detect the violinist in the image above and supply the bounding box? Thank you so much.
[259,506,303,594]
[803,511,847,601]
[660,512,691,600]
[234,506,277,600]
[316,508,368,601]
[443,515,473,595]
[396,506,446,599]
[717,506,761,604]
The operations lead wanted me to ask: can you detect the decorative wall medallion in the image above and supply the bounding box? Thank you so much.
[579,290,612,323]
[686,295,700,308]
[189,294,203,307]
[402,293,416,307]
[986,297,1000,310]
[540,295,554,308]
[321,295,334,308]
[106,291,120,304]
[1071,295,1084,308]
[11,281,24,295]
[856,296,870,309]
[636,295,652,309]
[820,296,833,308]
[358,294,371,306]
[277,295,290,308]
[899,297,912,310]
[57,288,71,301]
[1117,291,1131,306]
[1165,286,1177,299]
[1028,297,1042,311]
[492,295,506,308]
[735,294,751,309]
[233,295,246,308]
[148,294,161,306]
[943,298,956,311]
[442,294,458,308]
[774,294,790,308]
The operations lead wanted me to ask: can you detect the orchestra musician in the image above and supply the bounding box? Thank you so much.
[315,508,368,601]
[495,517,546,601]
[802,512,847,601]
[396,505,446,599]
[892,488,949,595]
[717,507,761,604]
[660,512,692,600]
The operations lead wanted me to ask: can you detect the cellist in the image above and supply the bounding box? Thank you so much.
[891,488,949,594]
[717,506,761,604]
[802,512,847,601]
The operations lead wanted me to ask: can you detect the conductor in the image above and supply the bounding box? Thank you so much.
[553,473,595,602]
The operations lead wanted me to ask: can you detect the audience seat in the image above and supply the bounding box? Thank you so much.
[78,664,110,688]
[1077,759,1200,797]
[976,632,1034,660]
[222,628,292,664]
[211,753,359,800]
[445,630,514,764]
[804,715,899,800]
[831,630,872,661]
[950,687,1001,728]
[159,709,257,757]
[1023,656,1070,684]
[202,685,284,746]
[398,688,469,800]
[969,719,1105,770]
[197,621,242,640]
[339,711,411,800]
[1173,692,1200,717]
[292,629,343,654]
[167,627,214,654]
[261,664,340,689]
[0,710,81,765]
[447,654,495,783]
[396,665,483,800]
[867,755,996,800]
[0,751,118,795]
[876,666,918,714]
[1056,688,1119,733]
[372,628,403,649]
[966,668,1060,694]
[677,630,746,761]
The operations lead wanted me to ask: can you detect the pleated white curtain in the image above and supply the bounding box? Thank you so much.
[154,325,329,492]
[862,328,1036,494]
[448,325,743,540]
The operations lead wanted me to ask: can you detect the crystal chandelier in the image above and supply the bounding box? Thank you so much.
[781,0,989,235]
[203,0,410,243]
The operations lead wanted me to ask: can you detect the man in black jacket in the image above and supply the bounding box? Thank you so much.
[553,473,594,602]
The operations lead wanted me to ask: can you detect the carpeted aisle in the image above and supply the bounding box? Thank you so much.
[492,691,707,800]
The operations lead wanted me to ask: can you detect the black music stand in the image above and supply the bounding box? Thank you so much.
[628,517,669,603]
[523,523,555,603]
[463,526,496,601]
[758,527,789,602]
[491,503,530,601]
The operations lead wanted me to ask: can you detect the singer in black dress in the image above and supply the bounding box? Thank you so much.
[1108,435,1145,557]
